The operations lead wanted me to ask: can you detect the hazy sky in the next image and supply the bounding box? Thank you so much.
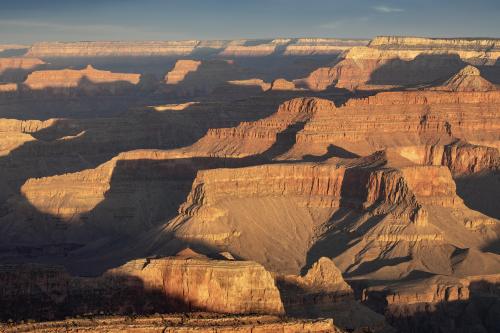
[1,0,499,43]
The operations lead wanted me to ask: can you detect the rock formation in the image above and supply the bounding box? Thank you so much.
[25,38,367,58]
[1,35,499,333]
[162,59,244,97]
[300,36,500,91]
[107,257,284,315]
[435,65,497,91]
[0,256,284,320]
[270,78,297,91]
[24,65,140,90]
[0,57,44,73]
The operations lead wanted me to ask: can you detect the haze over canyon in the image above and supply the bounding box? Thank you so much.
[0,34,499,333]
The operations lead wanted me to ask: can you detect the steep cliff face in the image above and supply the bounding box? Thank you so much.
[25,38,366,58]
[290,92,500,158]
[0,257,285,320]
[369,36,500,51]
[283,38,369,55]
[363,274,500,333]
[162,59,243,97]
[162,148,497,278]
[186,97,334,158]
[302,36,500,91]
[26,41,201,57]
[108,258,284,315]
[164,60,201,84]
[0,57,45,82]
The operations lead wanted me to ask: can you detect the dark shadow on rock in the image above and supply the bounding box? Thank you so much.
[0,48,29,57]
[361,279,500,333]
[368,53,466,87]
[262,121,306,159]
[455,171,500,219]
[0,265,205,322]
[303,144,359,162]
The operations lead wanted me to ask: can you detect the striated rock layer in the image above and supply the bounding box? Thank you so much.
[24,64,141,90]
[301,36,500,91]
[0,256,284,320]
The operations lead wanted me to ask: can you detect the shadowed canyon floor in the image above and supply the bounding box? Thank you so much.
[0,36,499,333]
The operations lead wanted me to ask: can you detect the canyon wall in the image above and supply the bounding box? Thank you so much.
[0,256,284,321]
[301,36,500,91]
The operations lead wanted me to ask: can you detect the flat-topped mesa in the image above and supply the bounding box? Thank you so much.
[283,38,369,55]
[219,39,289,57]
[23,65,141,93]
[179,164,347,216]
[436,65,497,92]
[107,257,285,315]
[26,40,201,57]
[162,59,242,96]
[0,57,45,74]
[369,36,500,51]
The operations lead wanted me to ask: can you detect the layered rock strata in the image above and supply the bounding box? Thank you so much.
[301,36,500,91]
[24,65,141,90]
[0,256,284,321]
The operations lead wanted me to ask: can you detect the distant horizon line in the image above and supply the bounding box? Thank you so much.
[3,35,500,46]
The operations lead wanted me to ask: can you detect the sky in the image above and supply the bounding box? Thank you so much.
[0,0,499,44]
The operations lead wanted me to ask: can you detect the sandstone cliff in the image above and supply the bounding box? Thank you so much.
[0,256,284,320]
[301,36,500,91]
[25,38,366,58]
[24,65,141,90]
[0,57,44,72]
[107,257,284,315]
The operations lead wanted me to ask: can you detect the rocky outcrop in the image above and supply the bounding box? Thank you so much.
[435,65,497,92]
[0,256,285,320]
[291,92,500,158]
[301,36,500,91]
[108,258,284,315]
[162,59,243,97]
[0,57,44,73]
[188,97,333,157]
[164,60,201,84]
[270,78,297,90]
[24,65,141,90]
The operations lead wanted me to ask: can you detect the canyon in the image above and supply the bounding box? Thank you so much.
[0,36,498,332]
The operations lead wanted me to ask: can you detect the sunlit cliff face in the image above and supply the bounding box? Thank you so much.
[0,36,499,333]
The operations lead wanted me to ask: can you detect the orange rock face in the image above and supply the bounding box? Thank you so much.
[24,65,141,90]
[0,57,44,74]
[1,35,500,333]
